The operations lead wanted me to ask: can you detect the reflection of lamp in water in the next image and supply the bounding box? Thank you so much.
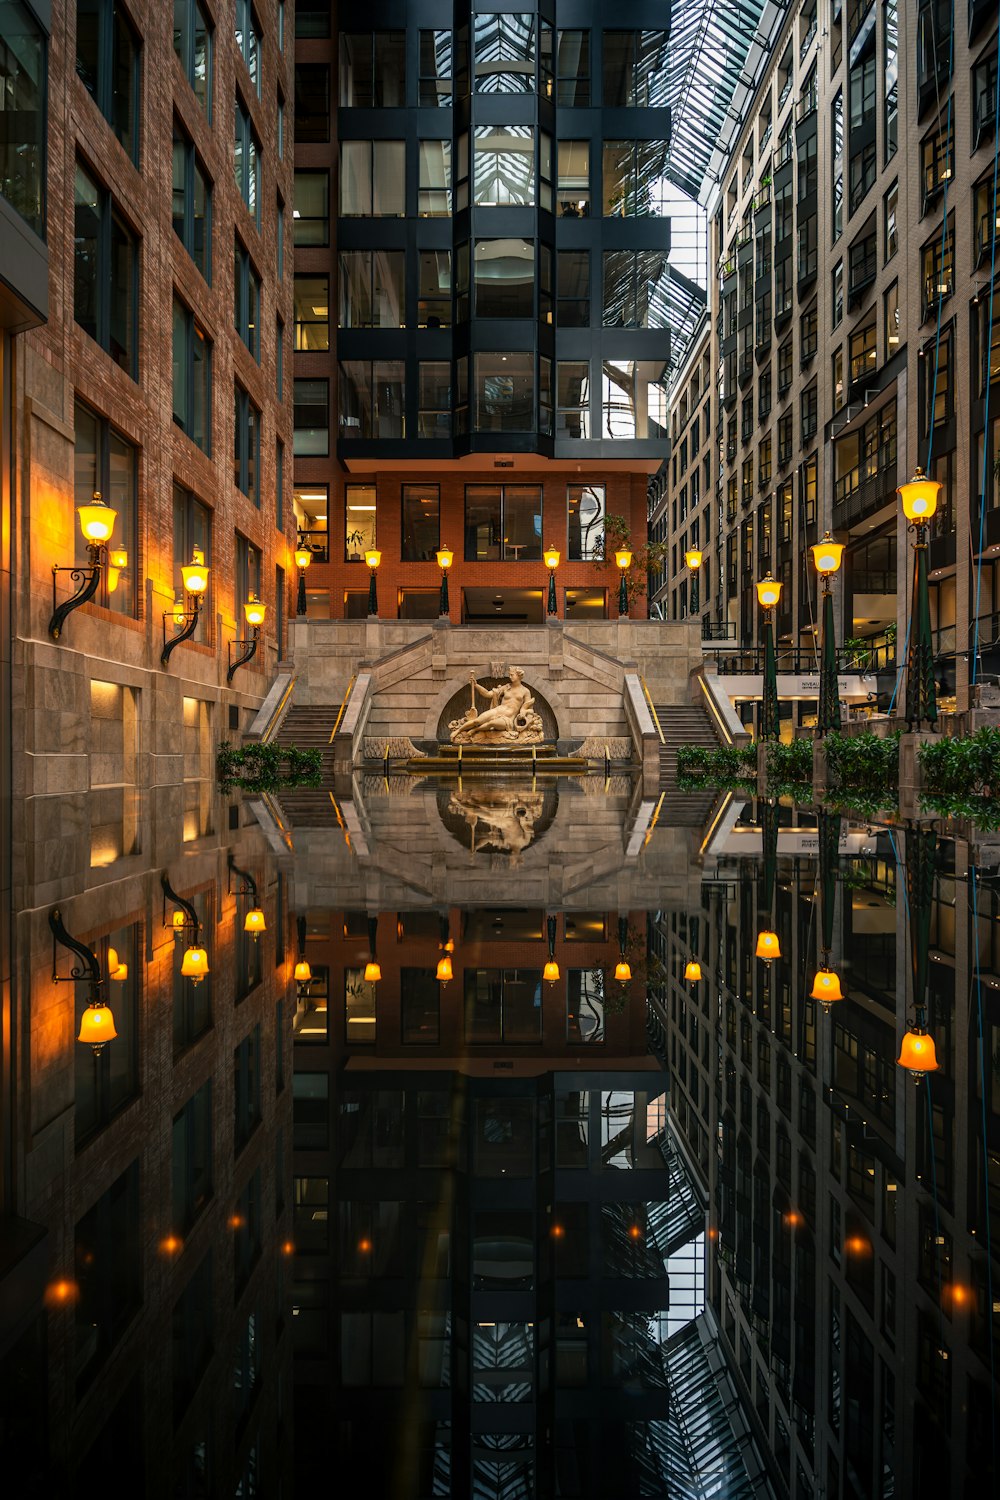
[228,854,265,938]
[364,915,381,982]
[756,799,781,964]
[436,913,454,983]
[544,915,560,982]
[49,908,118,1054]
[615,915,632,982]
[163,874,212,984]
[755,573,782,741]
[811,810,844,1009]
[897,825,940,1080]
[294,914,312,988]
[684,959,702,983]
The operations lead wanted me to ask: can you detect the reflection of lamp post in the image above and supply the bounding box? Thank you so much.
[364,915,381,982]
[544,545,560,616]
[436,913,454,984]
[228,854,266,938]
[755,573,783,741]
[543,914,560,982]
[366,549,381,618]
[811,532,844,737]
[49,491,119,639]
[756,798,781,964]
[898,467,941,729]
[294,914,312,992]
[810,810,844,1009]
[228,594,266,683]
[684,548,703,615]
[614,915,632,982]
[295,544,312,615]
[897,826,940,1080]
[615,549,632,618]
[436,546,453,618]
[684,958,702,983]
[162,873,211,984]
[49,908,117,1053]
[162,548,211,666]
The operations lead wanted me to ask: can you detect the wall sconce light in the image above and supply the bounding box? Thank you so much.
[228,853,265,938]
[436,913,454,983]
[294,914,312,991]
[436,546,453,617]
[364,915,381,982]
[162,873,210,983]
[107,548,128,594]
[49,491,119,639]
[684,959,702,983]
[366,549,381,618]
[614,915,632,982]
[755,929,781,964]
[228,594,266,684]
[294,542,312,616]
[162,547,211,667]
[543,914,560,982]
[49,908,117,1052]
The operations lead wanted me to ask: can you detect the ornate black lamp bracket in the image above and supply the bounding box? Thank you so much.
[49,547,102,640]
[227,627,260,684]
[161,873,201,935]
[227,852,258,904]
[49,908,103,996]
[162,596,204,668]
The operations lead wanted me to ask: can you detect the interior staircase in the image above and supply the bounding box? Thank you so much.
[654,702,723,828]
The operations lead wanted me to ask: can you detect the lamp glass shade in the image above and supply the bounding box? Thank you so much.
[614,959,632,982]
[181,946,210,981]
[78,1003,117,1044]
[684,960,702,982]
[172,909,188,929]
[899,470,941,521]
[897,1027,939,1073]
[810,968,844,1003]
[543,959,560,982]
[244,908,266,936]
[294,548,312,570]
[171,596,188,627]
[110,962,128,982]
[544,546,561,570]
[811,534,845,575]
[294,959,312,983]
[182,550,210,594]
[756,576,782,609]
[109,548,128,570]
[106,947,119,973]
[78,497,117,544]
[614,549,633,570]
[684,549,703,571]
[365,549,382,570]
[436,547,453,570]
[755,929,781,961]
[244,596,266,627]
[363,960,381,983]
[436,954,453,983]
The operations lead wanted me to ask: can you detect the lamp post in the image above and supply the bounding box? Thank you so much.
[544,545,560,617]
[897,826,940,1079]
[898,466,941,729]
[436,546,453,618]
[49,491,119,639]
[810,810,844,1009]
[162,547,211,666]
[615,548,632,618]
[364,916,381,982]
[543,914,560,982]
[755,573,783,741]
[228,593,267,683]
[365,549,381,618]
[684,548,703,615]
[756,798,781,964]
[294,543,312,615]
[614,915,632,982]
[810,532,845,736]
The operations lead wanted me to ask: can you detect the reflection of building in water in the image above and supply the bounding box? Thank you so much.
[445,786,548,859]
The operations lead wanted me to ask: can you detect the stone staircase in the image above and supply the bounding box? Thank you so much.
[654,702,723,827]
[270,704,340,824]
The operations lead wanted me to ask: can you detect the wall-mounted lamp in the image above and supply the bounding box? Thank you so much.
[107,548,128,594]
[436,913,454,983]
[228,853,265,938]
[228,594,266,684]
[294,914,312,992]
[436,547,453,618]
[366,550,381,618]
[162,873,210,983]
[49,491,119,639]
[684,958,702,983]
[49,908,117,1052]
[162,547,211,667]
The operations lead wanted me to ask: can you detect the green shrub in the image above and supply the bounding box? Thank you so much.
[765,738,813,785]
[919,791,1000,830]
[217,741,323,793]
[824,730,900,791]
[919,726,1000,796]
[676,742,757,787]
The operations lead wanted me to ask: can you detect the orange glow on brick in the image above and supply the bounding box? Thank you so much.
[45,1278,80,1307]
[160,1235,183,1256]
[551,1223,565,1239]
[358,1237,372,1254]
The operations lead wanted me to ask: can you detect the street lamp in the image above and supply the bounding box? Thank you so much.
[810,531,845,736]
[898,466,941,729]
[755,573,783,741]
[684,548,703,614]
[544,545,560,616]
[228,593,267,683]
[162,547,211,666]
[615,548,632,618]
[294,543,312,616]
[49,491,119,639]
[436,546,453,618]
[365,548,381,618]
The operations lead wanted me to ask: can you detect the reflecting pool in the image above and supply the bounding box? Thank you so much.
[5,779,999,1497]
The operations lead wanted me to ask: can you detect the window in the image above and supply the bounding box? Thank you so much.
[0,0,46,238]
[465,486,542,561]
[172,484,211,642]
[172,1252,212,1418]
[556,251,589,327]
[603,251,668,329]
[831,88,844,240]
[172,121,211,281]
[295,377,329,454]
[74,161,138,377]
[345,487,376,560]
[234,95,260,227]
[474,125,537,206]
[344,970,377,1040]
[884,0,898,160]
[801,384,818,441]
[973,46,998,151]
[602,361,666,440]
[73,400,137,616]
[921,217,953,320]
[233,384,261,502]
[235,533,262,628]
[276,90,284,158]
[173,1081,213,1233]
[75,924,138,1144]
[796,128,817,199]
[419,30,452,106]
[849,227,877,302]
[419,249,451,327]
[295,273,329,349]
[295,0,329,39]
[473,12,542,94]
[173,0,212,117]
[849,321,877,385]
[294,1177,329,1252]
[233,237,261,360]
[233,1169,262,1291]
[471,352,536,434]
[557,29,589,104]
[401,969,441,1043]
[293,169,329,246]
[602,141,668,217]
[557,140,590,217]
[557,362,590,439]
[172,297,211,452]
[465,969,543,1042]
[475,238,534,317]
[234,1025,261,1154]
[832,348,844,409]
[339,140,405,216]
[849,141,876,213]
[832,261,843,327]
[339,31,405,107]
[884,281,900,359]
[568,485,605,559]
[418,363,451,438]
[338,363,404,439]
[777,410,793,465]
[975,292,1000,396]
[602,30,668,107]
[76,0,140,162]
[402,485,440,560]
[75,1161,141,1390]
[419,139,451,215]
[172,888,211,1051]
[777,338,792,392]
[235,0,260,94]
[295,62,329,142]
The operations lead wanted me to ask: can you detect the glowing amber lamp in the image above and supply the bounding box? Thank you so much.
[436,953,453,983]
[364,960,382,983]
[810,968,844,1004]
[684,548,703,572]
[244,595,266,628]
[811,532,845,576]
[543,959,561,982]
[160,1235,183,1256]
[244,908,266,937]
[294,547,312,571]
[365,549,382,570]
[294,959,312,983]
[181,946,210,982]
[172,908,188,930]
[756,574,782,610]
[78,1003,117,1047]
[614,959,632,982]
[45,1278,80,1308]
[898,467,942,523]
[628,1224,642,1241]
[551,1223,565,1239]
[756,929,781,962]
[78,493,117,545]
[107,548,128,593]
[615,549,633,571]
[436,546,453,570]
[171,596,188,627]
[544,545,561,570]
[684,959,702,983]
[357,1238,372,1254]
[182,547,209,595]
[897,1025,939,1076]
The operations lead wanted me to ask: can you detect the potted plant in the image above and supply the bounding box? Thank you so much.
[347,527,366,562]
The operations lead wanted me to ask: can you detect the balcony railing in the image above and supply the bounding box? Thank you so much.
[799,18,817,60]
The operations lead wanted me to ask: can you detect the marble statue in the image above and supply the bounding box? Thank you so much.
[448,667,545,745]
